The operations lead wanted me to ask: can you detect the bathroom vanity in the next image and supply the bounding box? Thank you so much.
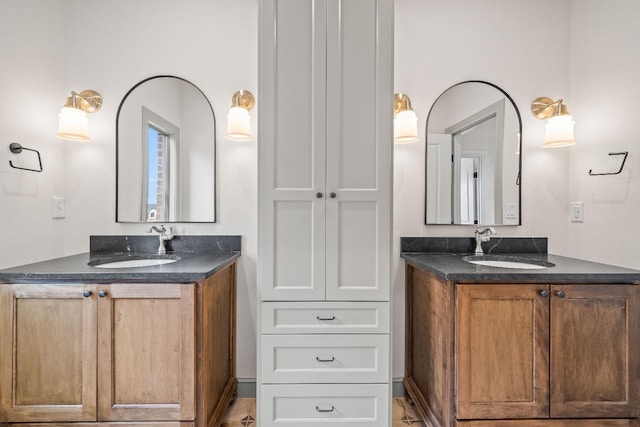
[0,235,240,427]
[401,237,640,427]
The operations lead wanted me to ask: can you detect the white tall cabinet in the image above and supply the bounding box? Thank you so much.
[258,0,393,425]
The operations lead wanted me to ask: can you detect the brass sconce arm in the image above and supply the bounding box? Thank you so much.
[531,96,569,119]
[64,89,103,113]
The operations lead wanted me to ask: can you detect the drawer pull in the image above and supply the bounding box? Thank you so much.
[316,405,335,413]
[316,356,335,363]
[316,315,336,321]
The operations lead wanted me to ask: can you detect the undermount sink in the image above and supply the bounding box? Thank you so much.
[88,254,180,269]
[463,255,555,270]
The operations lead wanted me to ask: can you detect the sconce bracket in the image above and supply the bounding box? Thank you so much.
[531,97,556,120]
[531,96,569,120]
[232,90,255,111]
[394,93,413,113]
[65,89,103,113]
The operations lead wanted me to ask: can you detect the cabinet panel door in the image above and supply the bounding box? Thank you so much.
[0,284,97,422]
[456,284,550,419]
[550,284,640,418]
[325,0,392,301]
[259,0,327,301]
[97,284,195,421]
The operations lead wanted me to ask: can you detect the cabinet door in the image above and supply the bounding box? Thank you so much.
[550,284,640,418]
[259,0,327,301]
[456,284,550,419]
[324,0,392,301]
[97,284,195,422]
[259,0,392,302]
[0,284,97,422]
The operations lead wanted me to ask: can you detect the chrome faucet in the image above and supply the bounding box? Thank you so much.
[474,226,496,256]
[146,224,174,255]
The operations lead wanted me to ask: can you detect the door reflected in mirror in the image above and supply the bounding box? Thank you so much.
[116,76,216,223]
[425,81,521,225]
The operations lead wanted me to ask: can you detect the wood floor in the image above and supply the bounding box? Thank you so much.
[221,397,427,426]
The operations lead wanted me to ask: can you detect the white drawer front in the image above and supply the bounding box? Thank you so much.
[260,383,389,426]
[262,301,390,334]
[262,334,389,384]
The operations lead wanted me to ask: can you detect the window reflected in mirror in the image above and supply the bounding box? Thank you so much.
[116,76,216,223]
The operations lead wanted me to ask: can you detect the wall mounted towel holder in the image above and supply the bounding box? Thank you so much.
[8,143,43,173]
[588,151,628,176]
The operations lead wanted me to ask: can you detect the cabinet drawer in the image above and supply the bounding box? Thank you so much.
[260,383,389,426]
[261,334,389,383]
[262,301,390,334]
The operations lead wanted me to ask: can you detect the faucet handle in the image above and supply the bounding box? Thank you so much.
[146,224,166,234]
[475,226,496,236]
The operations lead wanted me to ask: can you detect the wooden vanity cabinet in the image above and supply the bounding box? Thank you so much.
[0,262,237,427]
[404,264,640,427]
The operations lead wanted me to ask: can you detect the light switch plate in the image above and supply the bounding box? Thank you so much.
[570,202,584,222]
[52,196,65,219]
[503,203,517,219]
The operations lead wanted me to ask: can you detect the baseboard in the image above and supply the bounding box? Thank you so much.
[236,379,406,398]
[237,378,257,398]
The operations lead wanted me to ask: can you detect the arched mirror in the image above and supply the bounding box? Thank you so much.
[425,81,521,225]
[116,76,216,223]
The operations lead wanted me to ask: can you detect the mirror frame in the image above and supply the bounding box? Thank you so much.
[424,80,522,226]
[115,75,217,223]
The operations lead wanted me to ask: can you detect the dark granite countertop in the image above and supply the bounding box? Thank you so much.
[0,235,241,284]
[400,237,640,284]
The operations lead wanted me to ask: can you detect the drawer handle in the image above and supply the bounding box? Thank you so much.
[316,356,335,363]
[316,315,336,321]
[316,405,335,413]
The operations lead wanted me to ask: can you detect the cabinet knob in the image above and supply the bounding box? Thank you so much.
[539,290,549,297]
[83,290,92,298]
[98,290,108,298]
[330,192,337,199]
[316,192,323,198]
[555,290,565,299]
[316,405,335,413]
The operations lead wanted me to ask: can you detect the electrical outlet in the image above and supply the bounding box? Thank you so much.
[52,196,65,219]
[570,202,584,223]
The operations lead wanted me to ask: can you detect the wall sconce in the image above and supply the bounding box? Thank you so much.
[226,90,255,141]
[531,97,575,147]
[394,93,418,144]
[57,90,103,141]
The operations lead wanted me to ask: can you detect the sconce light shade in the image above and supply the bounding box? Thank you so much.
[531,96,575,147]
[394,93,418,144]
[227,90,255,141]
[58,107,90,141]
[57,90,102,141]
[544,114,575,147]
